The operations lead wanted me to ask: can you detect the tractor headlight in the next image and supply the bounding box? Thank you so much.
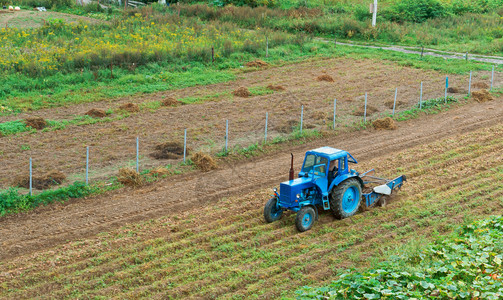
[296,194,301,199]
[273,187,277,193]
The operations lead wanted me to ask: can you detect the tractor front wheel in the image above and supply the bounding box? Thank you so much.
[264,198,283,223]
[330,178,362,219]
[295,206,316,232]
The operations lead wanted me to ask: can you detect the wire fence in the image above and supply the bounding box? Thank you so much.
[12,64,500,196]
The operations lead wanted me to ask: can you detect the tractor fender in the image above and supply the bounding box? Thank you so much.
[328,174,363,193]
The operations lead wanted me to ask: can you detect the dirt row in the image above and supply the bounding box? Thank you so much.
[0,105,502,299]
[0,58,497,189]
[0,94,501,260]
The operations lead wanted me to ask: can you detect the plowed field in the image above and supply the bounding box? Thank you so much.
[0,98,502,298]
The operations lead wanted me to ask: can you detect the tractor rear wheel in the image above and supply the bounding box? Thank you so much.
[264,198,283,223]
[295,206,316,232]
[330,178,362,219]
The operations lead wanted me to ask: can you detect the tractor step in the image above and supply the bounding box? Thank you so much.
[322,195,330,210]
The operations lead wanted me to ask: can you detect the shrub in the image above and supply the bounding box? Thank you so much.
[382,0,448,23]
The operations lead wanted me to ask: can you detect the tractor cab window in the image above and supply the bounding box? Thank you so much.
[302,155,328,176]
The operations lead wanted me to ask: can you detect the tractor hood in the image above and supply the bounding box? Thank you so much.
[279,177,315,208]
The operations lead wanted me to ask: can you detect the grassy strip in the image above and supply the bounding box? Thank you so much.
[297,215,503,299]
[394,95,459,121]
[0,115,119,136]
[0,182,97,216]
[1,41,497,115]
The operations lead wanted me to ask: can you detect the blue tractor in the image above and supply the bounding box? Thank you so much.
[264,147,406,232]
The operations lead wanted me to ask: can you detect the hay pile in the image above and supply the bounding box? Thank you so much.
[471,89,494,103]
[119,103,140,112]
[245,60,268,68]
[150,142,187,160]
[117,168,144,187]
[266,85,286,91]
[373,117,397,130]
[384,100,406,109]
[311,111,329,121]
[316,75,334,82]
[85,109,107,118]
[472,82,489,89]
[149,167,170,177]
[24,117,47,130]
[14,170,66,190]
[161,97,180,107]
[192,152,217,172]
[352,105,378,116]
[232,87,251,98]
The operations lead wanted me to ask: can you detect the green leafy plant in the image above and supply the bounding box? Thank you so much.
[297,216,503,299]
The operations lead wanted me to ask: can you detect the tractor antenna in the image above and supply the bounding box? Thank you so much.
[289,153,294,181]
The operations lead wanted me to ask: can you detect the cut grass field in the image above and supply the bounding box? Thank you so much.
[1,122,501,299]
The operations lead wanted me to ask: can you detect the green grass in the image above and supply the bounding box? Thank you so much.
[0,182,97,216]
[178,91,230,105]
[394,95,459,121]
[0,115,124,136]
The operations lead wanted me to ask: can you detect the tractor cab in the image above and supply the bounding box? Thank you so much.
[298,147,358,190]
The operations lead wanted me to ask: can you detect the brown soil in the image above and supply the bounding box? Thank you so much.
[384,100,406,109]
[471,90,494,103]
[266,85,286,91]
[447,87,459,93]
[119,103,140,112]
[353,105,378,116]
[373,117,397,130]
[192,152,217,172]
[150,142,186,160]
[117,168,144,187]
[0,99,501,261]
[245,60,268,68]
[316,74,334,82]
[13,170,66,190]
[232,87,251,98]
[161,97,180,107]
[84,109,107,118]
[276,119,299,133]
[24,117,47,130]
[472,82,489,89]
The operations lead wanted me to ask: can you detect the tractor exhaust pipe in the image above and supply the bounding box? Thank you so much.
[289,153,294,181]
